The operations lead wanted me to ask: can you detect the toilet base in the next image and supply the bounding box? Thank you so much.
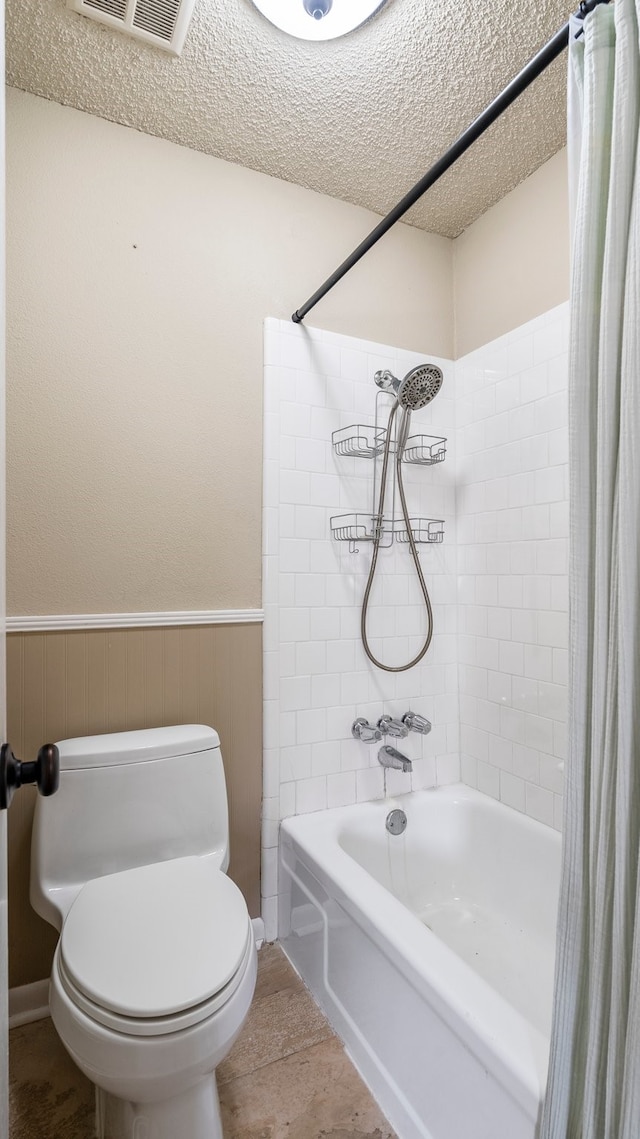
[95,1074,223,1139]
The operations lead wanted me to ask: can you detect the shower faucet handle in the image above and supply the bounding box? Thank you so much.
[402,711,432,735]
[377,715,409,739]
[352,718,382,744]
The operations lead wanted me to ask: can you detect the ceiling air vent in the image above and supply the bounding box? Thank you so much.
[68,0,196,55]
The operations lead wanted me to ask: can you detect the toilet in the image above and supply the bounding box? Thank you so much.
[30,724,258,1139]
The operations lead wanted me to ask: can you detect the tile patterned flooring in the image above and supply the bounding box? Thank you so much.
[9,943,397,1138]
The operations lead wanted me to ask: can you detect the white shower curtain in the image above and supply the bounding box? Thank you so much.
[541,2,640,1136]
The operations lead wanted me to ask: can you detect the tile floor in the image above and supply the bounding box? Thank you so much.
[9,943,397,1139]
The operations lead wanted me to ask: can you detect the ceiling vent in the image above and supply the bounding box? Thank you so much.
[68,0,196,54]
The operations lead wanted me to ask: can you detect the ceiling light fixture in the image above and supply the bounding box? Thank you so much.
[250,0,388,41]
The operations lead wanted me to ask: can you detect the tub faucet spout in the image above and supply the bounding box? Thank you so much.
[378,744,412,773]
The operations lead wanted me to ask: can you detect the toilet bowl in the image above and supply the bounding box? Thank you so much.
[30,725,258,1139]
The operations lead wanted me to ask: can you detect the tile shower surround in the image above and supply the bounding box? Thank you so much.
[262,304,569,939]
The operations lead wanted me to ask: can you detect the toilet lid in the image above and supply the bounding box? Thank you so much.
[60,857,250,1018]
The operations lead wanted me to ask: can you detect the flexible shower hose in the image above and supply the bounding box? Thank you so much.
[360,403,435,672]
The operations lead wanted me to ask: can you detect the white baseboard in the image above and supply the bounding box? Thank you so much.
[9,979,49,1028]
[9,922,266,1028]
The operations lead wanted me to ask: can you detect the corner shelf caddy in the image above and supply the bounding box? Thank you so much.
[329,394,447,554]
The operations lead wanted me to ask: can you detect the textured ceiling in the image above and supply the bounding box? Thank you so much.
[6,0,573,238]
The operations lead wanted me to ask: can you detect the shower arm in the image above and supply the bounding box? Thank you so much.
[291,0,610,325]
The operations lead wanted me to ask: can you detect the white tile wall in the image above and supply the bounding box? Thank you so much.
[456,303,569,833]
[262,319,460,938]
[262,304,569,939]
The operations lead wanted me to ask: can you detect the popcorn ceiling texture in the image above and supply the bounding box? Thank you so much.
[6,0,571,239]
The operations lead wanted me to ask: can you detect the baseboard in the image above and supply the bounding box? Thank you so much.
[9,979,50,1029]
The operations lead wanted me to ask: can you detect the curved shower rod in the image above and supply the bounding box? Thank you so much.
[291,0,610,325]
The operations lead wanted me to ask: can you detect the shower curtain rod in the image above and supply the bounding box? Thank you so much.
[291,0,609,325]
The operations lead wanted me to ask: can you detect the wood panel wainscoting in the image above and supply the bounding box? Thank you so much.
[6,620,263,989]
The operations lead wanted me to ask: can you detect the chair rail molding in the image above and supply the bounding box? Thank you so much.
[7,609,264,632]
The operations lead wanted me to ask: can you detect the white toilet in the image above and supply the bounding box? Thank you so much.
[30,724,258,1139]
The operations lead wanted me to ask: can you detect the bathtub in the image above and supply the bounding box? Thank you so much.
[279,784,560,1139]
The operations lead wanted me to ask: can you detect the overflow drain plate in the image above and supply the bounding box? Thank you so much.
[386,808,407,836]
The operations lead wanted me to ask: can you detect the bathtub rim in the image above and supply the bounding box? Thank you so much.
[280,783,560,1123]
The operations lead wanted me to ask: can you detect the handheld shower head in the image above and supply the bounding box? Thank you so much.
[397,363,443,411]
[374,364,443,410]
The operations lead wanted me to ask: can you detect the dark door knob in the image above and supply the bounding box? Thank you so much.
[0,743,60,810]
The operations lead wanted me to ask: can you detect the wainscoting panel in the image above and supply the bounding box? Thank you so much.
[7,622,262,988]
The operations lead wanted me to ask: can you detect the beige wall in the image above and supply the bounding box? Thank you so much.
[453,149,570,358]
[7,87,453,617]
[7,623,262,988]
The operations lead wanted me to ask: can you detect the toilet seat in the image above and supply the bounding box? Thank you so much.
[59,856,252,1036]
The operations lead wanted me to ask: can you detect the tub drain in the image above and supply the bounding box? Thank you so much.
[386,808,407,836]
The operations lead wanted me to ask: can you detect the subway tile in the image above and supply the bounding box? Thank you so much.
[524,643,553,682]
[498,576,523,608]
[489,734,513,772]
[525,782,555,826]
[296,708,327,745]
[280,676,311,713]
[295,505,327,541]
[309,472,340,506]
[279,538,310,574]
[261,847,278,899]
[487,670,511,705]
[356,766,385,802]
[311,741,342,777]
[524,713,554,753]
[296,776,328,814]
[327,771,357,808]
[553,648,569,685]
[539,752,565,794]
[500,771,526,812]
[511,676,538,714]
[280,401,311,438]
[500,705,527,744]
[477,760,500,800]
[460,754,478,788]
[511,608,537,643]
[536,538,568,575]
[436,754,461,785]
[499,640,524,677]
[295,573,326,607]
[513,744,540,783]
[325,639,356,673]
[295,641,326,675]
[535,466,565,504]
[279,607,310,642]
[411,755,437,790]
[538,680,567,722]
[311,673,341,709]
[538,611,569,649]
[279,745,312,783]
[310,607,341,641]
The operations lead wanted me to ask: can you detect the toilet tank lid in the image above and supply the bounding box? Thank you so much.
[56,725,220,769]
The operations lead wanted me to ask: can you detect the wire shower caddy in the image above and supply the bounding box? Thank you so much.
[329,392,446,553]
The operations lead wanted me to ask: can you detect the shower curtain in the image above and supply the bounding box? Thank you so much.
[541,2,640,1136]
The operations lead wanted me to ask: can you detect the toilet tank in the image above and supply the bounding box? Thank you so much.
[31,725,230,930]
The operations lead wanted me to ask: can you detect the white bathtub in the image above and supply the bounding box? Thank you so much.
[279,784,560,1139]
